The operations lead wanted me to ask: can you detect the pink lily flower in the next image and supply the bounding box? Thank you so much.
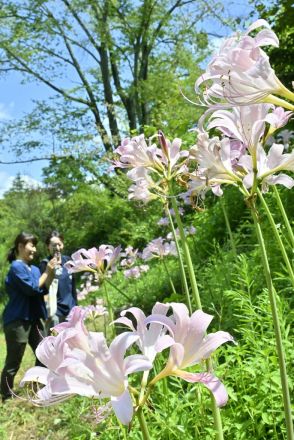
[206,104,270,152]
[158,131,189,171]
[123,266,141,279]
[189,131,243,193]
[21,309,152,425]
[114,135,164,172]
[145,302,234,406]
[195,19,288,107]
[239,143,294,191]
[64,245,121,276]
[113,302,172,362]
[115,132,190,202]
[142,237,177,260]
[264,107,293,130]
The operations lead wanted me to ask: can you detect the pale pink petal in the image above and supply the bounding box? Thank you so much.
[154,335,175,353]
[193,331,234,363]
[109,332,139,362]
[111,389,133,425]
[48,374,99,397]
[254,29,279,47]
[20,366,50,386]
[166,343,185,371]
[34,387,73,406]
[246,19,271,33]
[123,354,152,375]
[145,314,176,337]
[112,317,135,331]
[175,371,228,407]
[267,174,294,189]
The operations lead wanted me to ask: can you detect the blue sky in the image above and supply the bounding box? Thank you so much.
[0,71,51,196]
[0,1,257,197]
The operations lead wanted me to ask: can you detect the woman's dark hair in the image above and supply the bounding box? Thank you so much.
[7,232,38,263]
[45,230,64,246]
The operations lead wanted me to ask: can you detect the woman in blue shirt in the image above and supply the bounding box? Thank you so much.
[0,232,57,402]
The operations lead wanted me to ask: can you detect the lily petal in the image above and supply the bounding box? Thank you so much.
[111,389,133,425]
[175,370,228,407]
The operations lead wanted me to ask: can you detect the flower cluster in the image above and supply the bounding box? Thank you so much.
[21,303,233,425]
[195,19,293,107]
[114,132,189,202]
[65,245,121,279]
[141,237,177,261]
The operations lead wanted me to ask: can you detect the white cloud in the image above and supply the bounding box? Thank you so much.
[0,172,42,198]
[0,102,14,120]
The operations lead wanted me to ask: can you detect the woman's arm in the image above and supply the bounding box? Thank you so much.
[9,262,50,296]
[39,258,56,288]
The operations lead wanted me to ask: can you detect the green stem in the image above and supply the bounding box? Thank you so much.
[169,190,224,440]
[103,283,115,338]
[220,198,237,259]
[257,189,294,288]
[118,421,128,440]
[273,186,294,248]
[251,207,294,440]
[139,370,150,406]
[137,407,151,440]
[170,195,202,309]
[105,278,132,302]
[265,94,294,111]
[166,207,192,313]
[162,258,177,296]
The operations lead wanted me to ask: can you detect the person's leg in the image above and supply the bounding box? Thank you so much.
[44,314,59,336]
[0,320,29,401]
[28,319,46,367]
[57,314,67,324]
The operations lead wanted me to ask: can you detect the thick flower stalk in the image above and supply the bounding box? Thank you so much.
[195,19,294,109]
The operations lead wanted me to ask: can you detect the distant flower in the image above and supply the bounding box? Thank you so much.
[142,238,177,260]
[186,226,197,236]
[77,275,99,301]
[167,226,196,240]
[124,266,140,279]
[146,302,234,406]
[64,245,121,278]
[139,264,149,273]
[195,19,292,107]
[123,264,150,279]
[157,217,169,226]
[120,246,140,268]
[83,304,108,318]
